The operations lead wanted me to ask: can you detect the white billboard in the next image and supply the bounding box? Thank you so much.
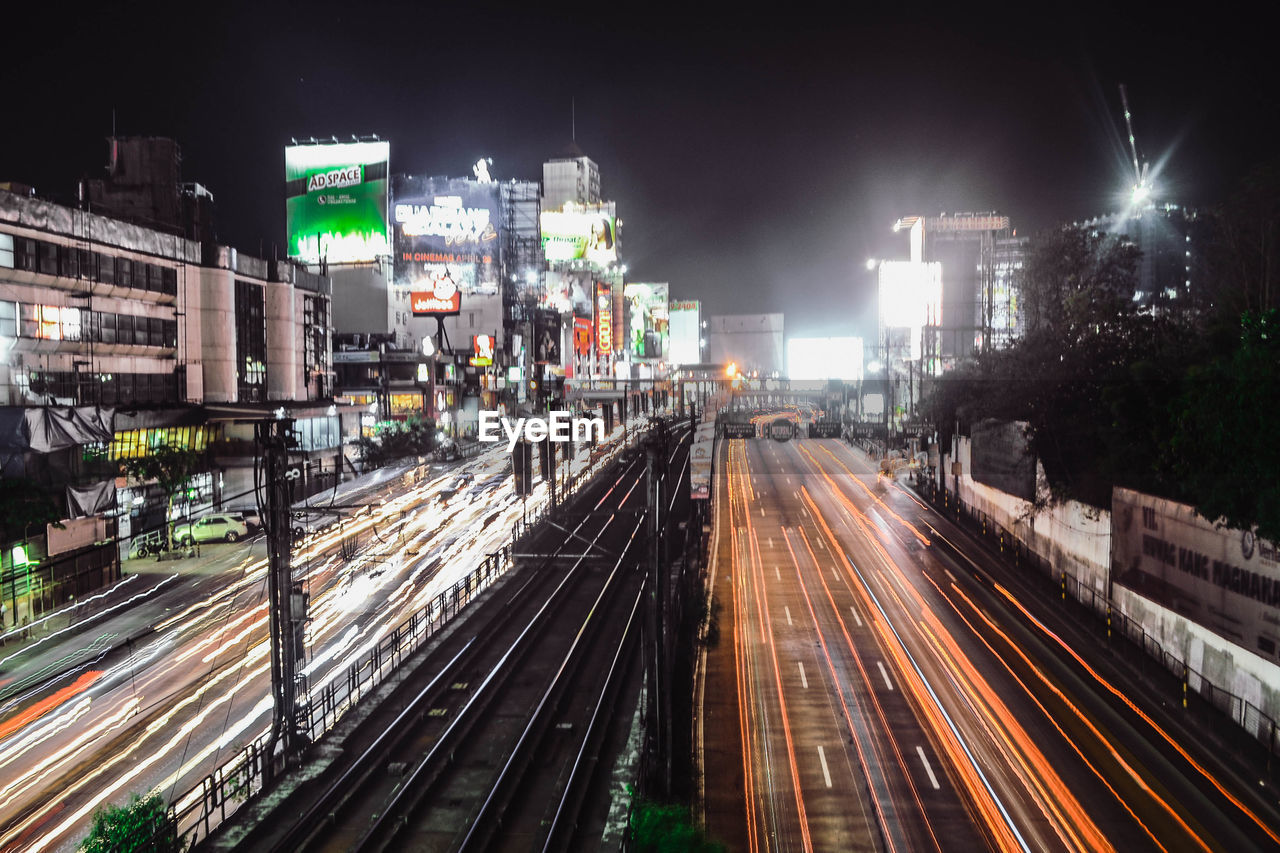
[1113,487,1280,654]
[669,300,701,365]
[787,337,863,380]
[879,261,942,330]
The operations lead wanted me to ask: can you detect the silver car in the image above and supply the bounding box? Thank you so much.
[173,514,250,545]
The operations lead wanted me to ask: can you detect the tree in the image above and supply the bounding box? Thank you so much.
[922,224,1196,508]
[0,477,62,543]
[121,444,206,552]
[355,415,437,468]
[1170,309,1280,541]
[79,792,177,853]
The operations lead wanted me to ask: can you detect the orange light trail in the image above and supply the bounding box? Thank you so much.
[0,671,103,742]
[989,580,1280,848]
[738,443,814,852]
[923,572,1182,853]
[782,526,936,853]
[796,485,1027,853]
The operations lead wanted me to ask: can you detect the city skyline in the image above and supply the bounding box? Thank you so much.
[3,3,1275,343]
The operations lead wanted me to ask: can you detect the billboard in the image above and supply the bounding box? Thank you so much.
[1113,486,1280,656]
[879,261,942,358]
[542,203,617,265]
[690,438,713,500]
[573,316,592,356]
[285,141,390,264]
[409,278,462,316]
[787,337,863,380]
[392,176,500,297]
[595,282,613,355]
[669,300,701,365]
[543,269,594,315]
[533,310,562,364]
[969,419,1036,502]
[623,282,669,361]
[471,334,495,366]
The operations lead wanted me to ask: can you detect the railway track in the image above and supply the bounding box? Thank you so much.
[222,419,689,853]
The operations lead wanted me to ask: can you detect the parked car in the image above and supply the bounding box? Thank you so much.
[173,514,250,545]
[226,509,262,533]
[128,529,166,559]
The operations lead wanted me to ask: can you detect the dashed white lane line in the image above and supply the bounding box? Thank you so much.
[850,607,863,627]
[775,566,782,581]
[876,661,895,691]
[917,746,941,789]
[798,661,808,688]
[760,507,765,517]
[818,745,833,788]
[945,569,957,583]
[785,605,793,626]
[768,537,774,548]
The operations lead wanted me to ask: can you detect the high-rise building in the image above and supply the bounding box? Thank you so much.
[542,145,600,209]
[1079,203,1199,313]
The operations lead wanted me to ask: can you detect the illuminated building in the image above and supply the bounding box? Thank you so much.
[1,156,338,617]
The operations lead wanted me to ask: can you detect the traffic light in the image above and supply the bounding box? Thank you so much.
[512,441,533,496]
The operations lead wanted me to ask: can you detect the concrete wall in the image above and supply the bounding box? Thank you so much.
[945,434,1111,594]
[944,431,1280,738]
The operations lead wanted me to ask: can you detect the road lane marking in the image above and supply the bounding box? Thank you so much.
[768,537,774,548]
[798,661,808,688]
[850,606,863,627]
[785,605,793,626]
[760,507,765,517]
[776,566,782,581]
[876,661,894,691]
[917,746,941,789]
[817,745,833,788]
[945,569,957,583]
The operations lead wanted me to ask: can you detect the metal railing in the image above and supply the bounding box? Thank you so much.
[916,476,1280,780]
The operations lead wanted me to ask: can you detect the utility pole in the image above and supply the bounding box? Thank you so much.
[644,422,671,797]
[258,418,309,782]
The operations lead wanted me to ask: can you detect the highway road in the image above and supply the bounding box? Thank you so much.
[0,418,650,853]
[700,435,1280,852]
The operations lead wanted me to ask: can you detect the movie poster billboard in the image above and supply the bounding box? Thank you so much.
[543,269,594,315]
[623,282,669,361]
[573,317,592,356]
[669,300,701,365]
[392,176,500,297]
[285,141,390,264]
[541,203,617,265]
[595,282,613,355]
[533,310,562,365]
[1112,486,1280,657]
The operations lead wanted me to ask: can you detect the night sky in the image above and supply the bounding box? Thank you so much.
[3,3,1275,342]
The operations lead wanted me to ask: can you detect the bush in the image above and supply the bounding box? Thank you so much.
[79,792,177,853]
[628,789,724,853]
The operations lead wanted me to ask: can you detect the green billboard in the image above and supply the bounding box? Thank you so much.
[285,141,390,264]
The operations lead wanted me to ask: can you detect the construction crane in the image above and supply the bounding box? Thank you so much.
[1119,84,1152,205]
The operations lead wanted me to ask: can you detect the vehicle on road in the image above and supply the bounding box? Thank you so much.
[173,514,250,545]
[127,529,166,558]
[227,509,262,533]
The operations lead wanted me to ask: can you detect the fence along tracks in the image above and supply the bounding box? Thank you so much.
[257,437,660,852]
